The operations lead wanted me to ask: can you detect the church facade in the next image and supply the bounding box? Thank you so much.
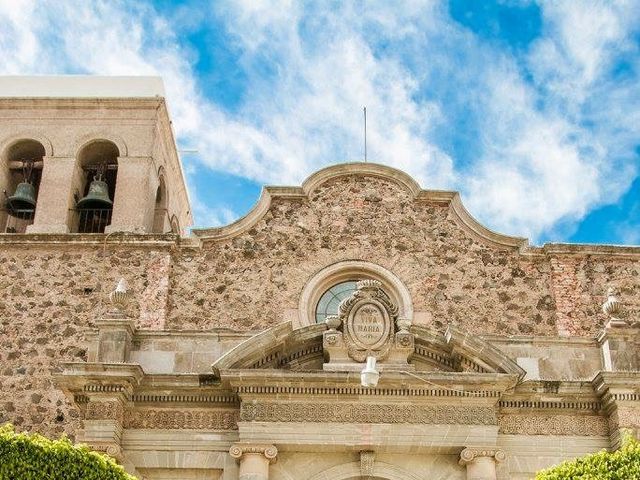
[1,77,640,480]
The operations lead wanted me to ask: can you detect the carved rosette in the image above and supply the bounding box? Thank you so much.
[229,443,278,464]
[459,447,506,465]
[339,280,398,362]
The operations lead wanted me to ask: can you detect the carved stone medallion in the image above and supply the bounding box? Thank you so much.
[340,280,397,362]
[349,302,389,349]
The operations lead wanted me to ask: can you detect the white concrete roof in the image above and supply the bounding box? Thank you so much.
[0,75,165,97]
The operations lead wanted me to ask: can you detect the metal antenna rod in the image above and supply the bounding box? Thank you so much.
[363,106,367,162]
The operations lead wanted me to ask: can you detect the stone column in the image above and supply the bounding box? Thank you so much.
[26,156,77,233]
[229,444,278,480]
[593,372,640,448]
[459,448,505,480]
[105,156,157,234]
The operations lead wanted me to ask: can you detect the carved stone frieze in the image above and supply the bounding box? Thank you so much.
[498,414,609,436]
[124,408,239,430]
[84,400,124,423]
[610,407,640,429]
[240,401,496,425]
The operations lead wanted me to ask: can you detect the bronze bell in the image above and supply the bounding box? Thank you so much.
[76,178,113,210]
[5,182,36,218]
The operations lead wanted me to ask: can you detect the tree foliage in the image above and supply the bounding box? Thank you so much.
[0,424,137,480]
[535,433,640,480]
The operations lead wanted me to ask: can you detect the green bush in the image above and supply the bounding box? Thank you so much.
[535,433,640,480]
[0,424,137,480]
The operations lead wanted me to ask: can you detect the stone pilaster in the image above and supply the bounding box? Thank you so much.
[80,395,127,460]
[593,372,640,448]
[54,363,144,463]
[598,325,640,372]
[459,447,505,480]
[26,156,76,233]
[95,317,136,363]
[106,156,157,233]
[229,444,278,480]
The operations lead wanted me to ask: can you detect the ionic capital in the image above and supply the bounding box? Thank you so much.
[229,443,278,464]
[459,447,506,466]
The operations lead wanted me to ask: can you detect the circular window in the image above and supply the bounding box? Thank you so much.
[315,280,358,324]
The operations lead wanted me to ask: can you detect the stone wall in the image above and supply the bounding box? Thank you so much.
[0,172,639,440]
[168,175,639,334]
[0,238,173,438]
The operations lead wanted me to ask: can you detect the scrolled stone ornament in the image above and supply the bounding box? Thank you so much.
[264,445,278,460]
[396,317,412,333]
[229,444,244,459]
[105,444,121,458]
[325,314,341,331]
[459,447,476,464]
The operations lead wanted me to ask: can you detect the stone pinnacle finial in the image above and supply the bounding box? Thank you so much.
[109,278,132,315]
[602,287,622,317]
[602,286,625,327]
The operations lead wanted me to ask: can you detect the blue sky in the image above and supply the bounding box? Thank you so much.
[1,0,638,245]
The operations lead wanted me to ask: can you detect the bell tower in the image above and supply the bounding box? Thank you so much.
[0,76,192,235]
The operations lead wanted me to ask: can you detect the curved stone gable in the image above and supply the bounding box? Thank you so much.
[192,162,527,251]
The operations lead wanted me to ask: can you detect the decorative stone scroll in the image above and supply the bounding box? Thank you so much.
[230,444,278,462]
[240,401,496,425]
[323,280,413,370]
[459,448,506,465]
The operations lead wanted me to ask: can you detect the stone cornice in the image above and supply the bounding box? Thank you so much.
[592,371,640,407]
[0,97,165,110]
[499,399,602,411]
[234,384,503,398]
[55,363,145,399]
[223,368,519,395]
[543,243,640,257]
[0,232,180,246]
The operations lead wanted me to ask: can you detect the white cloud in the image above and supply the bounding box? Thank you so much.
[0,0,638,243]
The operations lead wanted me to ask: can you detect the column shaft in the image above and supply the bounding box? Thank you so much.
[27,156,77,233]
[106,156,156,233]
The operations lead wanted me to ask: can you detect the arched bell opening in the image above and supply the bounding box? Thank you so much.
[1,139,45,233]
[152,175,168,233]
[72,140,119,233]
